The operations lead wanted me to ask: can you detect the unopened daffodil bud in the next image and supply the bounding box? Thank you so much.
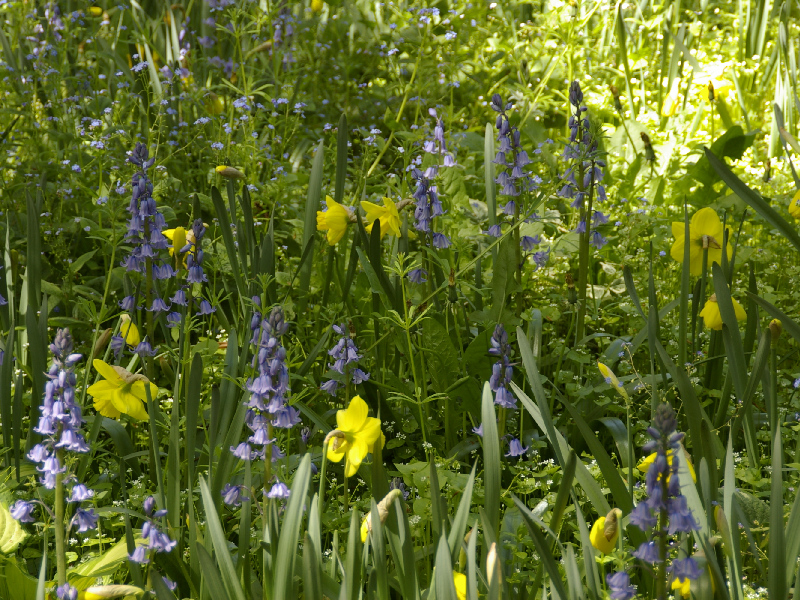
[458,529,472,571]
[590,508,622,554]
[714,505,733,557]
[311,0,324,11]
[79,585,145,599]
[360,489,402,542]
[119,314,140,348]
[598,362,628,401]
[206,92,224,115]
[769,319,782,340]
[486,542,501,588]
[216,165,245,180]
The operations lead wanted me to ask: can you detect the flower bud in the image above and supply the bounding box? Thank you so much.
[487,542,501,588]
[360,489,402,542]
[215,165,245,180]
[769,319,782,340]
[82,585,145,599]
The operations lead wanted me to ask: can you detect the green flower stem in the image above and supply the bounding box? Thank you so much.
[54,449,66,586]
[319,447,329,522]
[575,160,595,346]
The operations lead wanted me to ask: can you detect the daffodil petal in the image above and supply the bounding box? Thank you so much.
[93,359,122,383]
[337,395,369,431]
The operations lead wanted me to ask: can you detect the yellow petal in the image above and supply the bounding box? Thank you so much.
[130,380,159,403]
[356,416,382,448]
[671,221,685,239]
[670,236,686,264]
[671,577,691,598]
[89,382,122,419]
[326,440,348,463]
[699,299,723,330]
[590,516,615,554]
[454,573,467,600]
[337,395,369,432]
[732,298,747,321]
[691,207,723,239]
[119,314,141,347]
[93,359,123,384]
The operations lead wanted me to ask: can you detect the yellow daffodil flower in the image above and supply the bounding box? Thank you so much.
[454,572,467,600]
[672,576,692,598]
[205,92,224,115]
[361,197,402,239]
[311,0,324,11]
[699,293,746,330]
[317,196,353,246]
[670,207,732,276]
[638,446,696,483]
[589,508,622,554]
[88,360,157,421]
[326,395,382,477]
[697,78,733,102]
[79,585,145,599]
[789,189,800,218]
[88,7,103,17]
[119,314,140,347]
[598,362,628,401]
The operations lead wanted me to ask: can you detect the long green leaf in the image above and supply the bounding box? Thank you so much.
[705,147,800,253]
[481,381,501,537]
[434,531,458,600]
[298,141,325,309]
[273,454,312,600]
[768,431,786,600]
[199,478,247,600]
[513,495,568,600]
[447,462,477,564]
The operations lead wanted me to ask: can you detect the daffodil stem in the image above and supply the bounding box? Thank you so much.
[695,247,709,358]
[319,450,329,522]
[54,449,67,586]
[343,473,349,513]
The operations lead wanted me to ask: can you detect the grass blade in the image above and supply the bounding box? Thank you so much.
[298,141,325,310]
[273,454,312,600]
[199,478,247,600]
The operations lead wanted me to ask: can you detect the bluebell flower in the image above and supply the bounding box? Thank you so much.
[408,268,428,284]
[489,325,516,408]
[10,500,36,523]
[56,584,78,600]
[266,482,290,499]
[68,484,95,503]
[506,438,528,457]
[472,423,483,437]
[73,508,99,533]
[520,235,540,251]
[222,484,249,507]
[606,572,636,600]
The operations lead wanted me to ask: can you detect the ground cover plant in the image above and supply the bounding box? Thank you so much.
[0,0,799,599]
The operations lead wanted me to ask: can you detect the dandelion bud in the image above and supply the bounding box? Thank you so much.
[215,165,245,180]
[707,81,715,102]
[762,159,771,183]
[769,319,782,340]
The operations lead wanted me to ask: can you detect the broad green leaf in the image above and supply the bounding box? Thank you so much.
[481,382,501,537]
[0,500,26,554]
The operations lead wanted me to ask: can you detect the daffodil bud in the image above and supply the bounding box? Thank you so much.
[92,328,113,359]
[714,505,733,557]
[311,0,324,11]
[486,542,501,588]
[590,508,622,554]
[598,362,628,401]
[206,92,224,115]
[80,585,144,599]
[769,319,782,340]
[458,529,472,571]
[215,165,245,180]
[707,81,715,102]
[119,313,141,347]
[88,7,103,17]
[360,489,402,542]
